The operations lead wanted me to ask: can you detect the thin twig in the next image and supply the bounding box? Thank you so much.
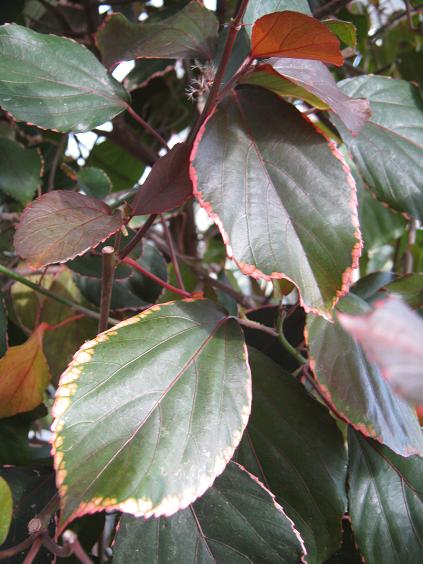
[22,537,42,564]
[237,317,279,338]
[62,531,95,564]
[48,134,67,192]
[122,257,192,298]
[277,310,308,365]
[99,246,116,332]
[125,105,169,150]
[161,215,185,290]
[41,534,72,558]
[404,218,417,274]
[0,535,37,560]
[118,214,157,259]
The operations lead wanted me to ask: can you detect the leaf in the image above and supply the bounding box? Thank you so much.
[0,324,50,418]
[348,429,423,564]
[324,19,357,48]
[0,138,42,205]
[334,76,423,220]
[244,0,311,36]
[86,140,145,192]
[124,59,175,91]
[337,295,423,404]
[97,2,219,69]
[251,11,343,65]
[236,349,347,564]
[0,405,48,466]
[190,87,361,317]
[112,462,306,564]
[132,143,192,215]
[67,254,131,280]
[77,167,112,200]
[0,24,129,132]
[14,191,123,268]
[257,58,370,135]
[385,273,423,309]
[306,293,423,456]
[0,476,12,545]
[52,299,251,525]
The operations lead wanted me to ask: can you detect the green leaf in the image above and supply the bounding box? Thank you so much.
[236,349,347,564]
[324,19,357,48]
[0,405,48,466]
[244,0,310,36]
[52,300,251,525]
[334,76,423,220]
[0,23,129,132]
[14,191,123,268]
[385,273,423,308]
[159,262,198,303]
[77,167,112,199]
[0,138,42,205]
[97,2,219,69]
[112,462,306,564]
[124,59,174,92]
[306,293,423,456]
[191,87,361,317]
[0,476,12,545]
[348,429,423,564]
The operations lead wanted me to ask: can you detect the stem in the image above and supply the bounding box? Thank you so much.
[187,0,250,145]
[119,214,158,260]
[404,218,417,274]
[125,105,169,150]
[64,533,95,564]
[276,311,308,365]
[0,536,37,560]
[237,317,279,338]
[47,134,67,192]
[22,537,42,564]
[161,215,185,290]
[45,314,85,331]
[41,534,72,558]
[0,264,118,325]
[122,257,192,298]
[99,247,116,333]
[107,186,140,210]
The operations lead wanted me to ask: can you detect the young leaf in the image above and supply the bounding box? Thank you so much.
[306,293,423,456]
[236,349,347,564]
[190,87,362,317]
[0,476,12,545]
[132,143,192,215]
[52,300,251,526]
[77,167,112,200]
[348,429,423,564]
[113,462,306,564]
[97,2,219,69]
[337,295,423,404]
[256,59,370,135]
[244,1,311,36]
[0,138,42,205]
[0,324,50,418]
[0,24,129,132]
[14,191,123,268]
[334,76,423,220]
[251,11,343,65]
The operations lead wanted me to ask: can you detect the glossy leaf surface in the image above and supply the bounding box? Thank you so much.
[244,0,310,36]
[0,24,129,132]
[0,476,12,545]
[348,429,423,564]
[97,2,219,68]
[307,293,423,456]
[14,191,123,268]
[251,11,343,65]
[334,76,423,220]
[52,300,251,524]
[191,87,361,317]
[0,138,42,205]
[236,349,347,564]
[338,295,423,404]
[260,58,370,134]
[113,462,306,564]
[0,324,50,418]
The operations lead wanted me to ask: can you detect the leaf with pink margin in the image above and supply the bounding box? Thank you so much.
[14,191,123,268]
[190,87,362,318]
[337,294,423,404]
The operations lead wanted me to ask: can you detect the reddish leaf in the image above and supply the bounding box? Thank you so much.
[338,295,423,404]
[132,143,192,215]
[251,10,344,65]
[14,191,123,268]
[258,59,371,135]
[0,324,50,418]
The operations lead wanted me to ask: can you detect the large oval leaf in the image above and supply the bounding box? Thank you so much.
[14,191,123,268]
[190,87,361,317]
[244,0,310,36]
[236,349,347,564]
[348,429,423,564]
[334,76,423,220]
[113,462,306,564]
[52,300,251,525]
[306,293,423,456]
[0,24,129,132]
[0,138,42,205]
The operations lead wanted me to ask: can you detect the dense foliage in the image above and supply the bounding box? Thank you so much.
[0,0,422,562]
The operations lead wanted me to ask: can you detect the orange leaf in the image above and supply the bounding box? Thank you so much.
[0,324,50,417]
[251,10,343,66]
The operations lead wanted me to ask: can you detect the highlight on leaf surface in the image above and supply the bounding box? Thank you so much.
[251,11,344,65]
[51,299,251,526]
[0,23,129,132]
[0,324,50,418]
[337,294,423,404]
[14,191,123,268]
[190,87,362,317]
[113,462,307,564]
